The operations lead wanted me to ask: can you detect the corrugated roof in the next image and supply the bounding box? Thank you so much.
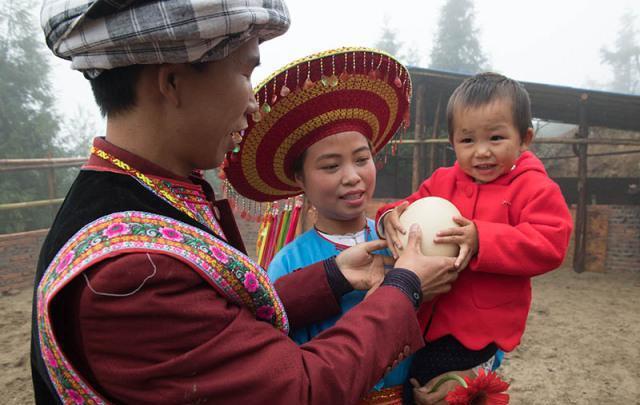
[408,67,640,132]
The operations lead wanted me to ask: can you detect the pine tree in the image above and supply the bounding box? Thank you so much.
[374,18,422,67]
[0,1,60,158]
[375,18,402,57]
[0,0,63,233]
[429,0,488,74]
[601,10,640,95]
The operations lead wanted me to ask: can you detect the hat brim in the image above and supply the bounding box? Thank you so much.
[224,47,411,202]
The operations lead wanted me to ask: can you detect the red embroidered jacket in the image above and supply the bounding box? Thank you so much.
[376,152,573,351]
[51,139,424,404]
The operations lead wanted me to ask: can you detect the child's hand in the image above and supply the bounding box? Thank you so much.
[411,369,476,405]
[381,201,410,259]
[434,215,478,270]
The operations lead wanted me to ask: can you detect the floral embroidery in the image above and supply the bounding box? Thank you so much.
[103,222,130,238]
[244,272,259,293]
[159,227,184,242]
[43,347,57,368]
[55,252,74,274]
[211,246,229,264]
[37,211,288,404]
[67,389,84,405]
[256,305,275,320]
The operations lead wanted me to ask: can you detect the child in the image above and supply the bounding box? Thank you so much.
[224,48,416,404]
[377,72,573,402]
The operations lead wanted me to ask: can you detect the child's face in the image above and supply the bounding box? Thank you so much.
[296,131,375,222]
[451,99,533,184]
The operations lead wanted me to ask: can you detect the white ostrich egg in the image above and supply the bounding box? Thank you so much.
[398,197,461,257]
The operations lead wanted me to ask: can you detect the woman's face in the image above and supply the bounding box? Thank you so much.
[296,131,376,224]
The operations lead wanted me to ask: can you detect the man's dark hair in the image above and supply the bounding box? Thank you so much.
[89,63,208,117]
[446,72,532,140]
[89,65,144,117]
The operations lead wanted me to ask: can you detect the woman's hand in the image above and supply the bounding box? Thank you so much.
[335,239,388,291]
[381,201,410,259]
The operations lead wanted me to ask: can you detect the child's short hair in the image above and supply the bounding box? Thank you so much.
[446,72,532,140]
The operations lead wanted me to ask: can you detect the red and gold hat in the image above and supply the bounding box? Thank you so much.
[223,47,412,202]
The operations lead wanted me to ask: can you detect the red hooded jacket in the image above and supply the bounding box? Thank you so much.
[376,151,573,351]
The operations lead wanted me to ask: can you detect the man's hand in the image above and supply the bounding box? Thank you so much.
[381,201,410,259]
[411,369,476,405]
[335,239,388,291]
[364,255,396,298]
[394,224,458,302]
[434,215,478,270]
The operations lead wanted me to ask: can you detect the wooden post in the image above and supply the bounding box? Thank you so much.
[46,150,57,220]
[394,141,400,197]
[573,93,589,273]
[412,84,426,192]
[428,96,442,176]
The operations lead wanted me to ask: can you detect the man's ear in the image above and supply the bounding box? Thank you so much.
[520,127,534,152]
[157,64,186,107]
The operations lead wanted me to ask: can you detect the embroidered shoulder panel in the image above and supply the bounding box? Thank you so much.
[37,211,288,403]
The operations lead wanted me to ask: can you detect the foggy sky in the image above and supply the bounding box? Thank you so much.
[44,0,637,128]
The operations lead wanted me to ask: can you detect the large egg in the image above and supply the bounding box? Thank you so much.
[398,197,461,257]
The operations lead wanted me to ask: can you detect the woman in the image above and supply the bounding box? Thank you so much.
[224,47,413,404]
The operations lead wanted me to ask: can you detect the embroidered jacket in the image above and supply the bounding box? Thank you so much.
[31,138,424,404]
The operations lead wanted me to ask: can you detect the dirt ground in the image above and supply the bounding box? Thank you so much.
[2,267,639,404]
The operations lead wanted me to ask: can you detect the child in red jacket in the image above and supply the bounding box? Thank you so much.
[376,72,573,403]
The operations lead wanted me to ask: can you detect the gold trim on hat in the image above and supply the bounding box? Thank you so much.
[240,76,399,198]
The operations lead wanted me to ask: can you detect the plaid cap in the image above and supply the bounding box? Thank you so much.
[223,47,412,202]
[41,0,290,77]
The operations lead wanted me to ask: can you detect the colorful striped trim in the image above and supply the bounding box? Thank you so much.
[91,146,227,239]
[37,211,288,403]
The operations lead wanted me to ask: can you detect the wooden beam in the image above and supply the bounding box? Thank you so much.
[390,137,640,145]
[428,95,442,176]
[411,84,426,192]
[573,93,589,273]
[0,157,86,172]
[0,198,64,211]
[0,157,86,165]
[46,151,56,219]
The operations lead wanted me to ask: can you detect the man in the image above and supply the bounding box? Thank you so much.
[32,1,458,403]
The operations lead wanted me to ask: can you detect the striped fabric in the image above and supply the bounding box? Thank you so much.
[41,0,290,77]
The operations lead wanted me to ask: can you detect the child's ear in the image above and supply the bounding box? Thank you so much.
[520,128,534,152]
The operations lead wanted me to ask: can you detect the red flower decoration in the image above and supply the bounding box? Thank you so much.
[445,369,510,405]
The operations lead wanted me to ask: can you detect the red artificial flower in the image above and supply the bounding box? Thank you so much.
[445,369,510,405]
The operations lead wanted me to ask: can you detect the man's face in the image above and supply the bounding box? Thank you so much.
[173,38,260,171]
[451,99,532,184]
